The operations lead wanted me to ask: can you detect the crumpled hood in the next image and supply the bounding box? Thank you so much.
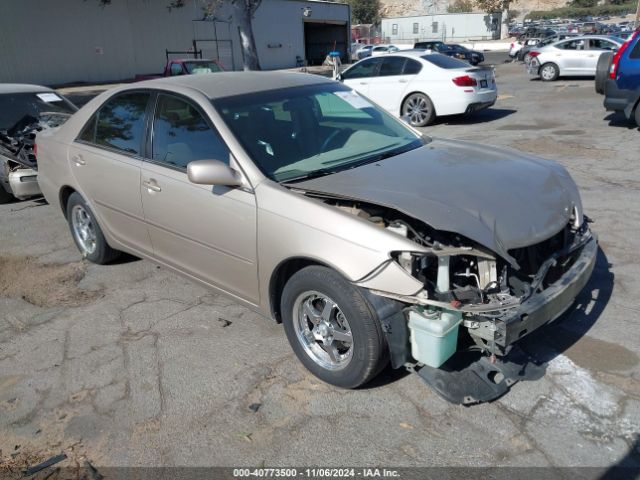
[293,138,582,265]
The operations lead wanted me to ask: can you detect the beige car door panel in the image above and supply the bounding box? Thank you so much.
[69,145,152,256]
[140,92,259,303]
[140,162,259,303]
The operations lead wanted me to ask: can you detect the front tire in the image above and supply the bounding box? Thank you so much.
[401,93,436,127]
[540,62,559,82]
[281,266,388,389]
[66,192,120,264]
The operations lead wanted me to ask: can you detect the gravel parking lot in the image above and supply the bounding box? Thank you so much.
[1,55,639,473]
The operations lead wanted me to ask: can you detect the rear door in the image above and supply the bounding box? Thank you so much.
[139,92,259,303]
[341,57,382,98]
[70,91,153,255]
[366,56,422,114]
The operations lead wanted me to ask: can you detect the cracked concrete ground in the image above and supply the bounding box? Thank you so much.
[0,55,639,471]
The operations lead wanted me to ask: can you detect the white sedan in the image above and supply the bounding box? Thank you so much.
[527,35,624,81]
[339,51,497,127]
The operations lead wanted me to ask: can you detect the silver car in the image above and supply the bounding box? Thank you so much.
[528,35,624,81]
[36,72,597,400]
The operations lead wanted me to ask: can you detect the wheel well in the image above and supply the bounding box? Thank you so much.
[269,257,330,323]
[59,186,76,218]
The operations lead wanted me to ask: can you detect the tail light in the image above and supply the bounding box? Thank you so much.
[610,31,638,80]
[510,43,514,49]
[452,75,477,87]
[529,51,541,58]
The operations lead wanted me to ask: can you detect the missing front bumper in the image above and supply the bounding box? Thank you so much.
[467,234,597,349]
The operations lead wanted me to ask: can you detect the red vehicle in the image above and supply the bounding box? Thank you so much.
[135,52,225,81]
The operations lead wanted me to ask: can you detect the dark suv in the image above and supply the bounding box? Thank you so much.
[413,41,483,65]
[604,30,640,126]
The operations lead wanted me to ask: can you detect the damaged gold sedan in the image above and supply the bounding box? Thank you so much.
[36,72,597,403]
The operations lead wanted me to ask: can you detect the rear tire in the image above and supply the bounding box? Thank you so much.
[540,62,559,82]
[0,186,14,204]
[635,102,640,128]
[595,52,614,94]
[66,192,121,264]
[401,93,436,127]
[281,266,388,389]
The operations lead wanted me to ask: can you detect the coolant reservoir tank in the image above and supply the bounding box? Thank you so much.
[408,308,462,368]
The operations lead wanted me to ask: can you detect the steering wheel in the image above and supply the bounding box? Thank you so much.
[320,129,352,153]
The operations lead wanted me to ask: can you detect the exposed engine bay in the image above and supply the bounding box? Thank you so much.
[307,192,595,368]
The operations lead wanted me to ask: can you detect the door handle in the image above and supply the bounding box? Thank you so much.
[399,79,408,83]
[359,81,368,85]
[143,179,161,193]
[72,154,86,166]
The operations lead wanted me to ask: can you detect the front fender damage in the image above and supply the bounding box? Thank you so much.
[307,193,598,405]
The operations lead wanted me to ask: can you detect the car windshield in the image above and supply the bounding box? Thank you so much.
[0,92,77,132]
[214,83,425,183]
[184,61,223,74]
[421,54,469,69]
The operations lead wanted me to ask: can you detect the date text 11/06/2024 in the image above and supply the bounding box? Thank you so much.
[232,468,400,478]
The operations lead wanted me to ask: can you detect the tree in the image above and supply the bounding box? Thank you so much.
[90,0,262,71]
[343,0,381,25]
[473,0,512,39]
[448,0,474,13]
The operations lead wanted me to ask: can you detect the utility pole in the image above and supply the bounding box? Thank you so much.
[635,0,639,30]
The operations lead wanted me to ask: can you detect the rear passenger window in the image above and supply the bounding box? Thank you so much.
[379,57,406,76]
[151,94,229,169]
[630,40,640,59]
[403,59,422,75]
[95,92,150,155]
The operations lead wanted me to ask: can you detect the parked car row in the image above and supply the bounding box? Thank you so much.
[23,70,596,402]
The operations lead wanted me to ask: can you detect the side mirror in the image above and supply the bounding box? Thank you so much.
[336,73,343,82]
[187,159,243,187]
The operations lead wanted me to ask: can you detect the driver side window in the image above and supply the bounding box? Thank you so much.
[342,58,382,80]
[151,94,229,170]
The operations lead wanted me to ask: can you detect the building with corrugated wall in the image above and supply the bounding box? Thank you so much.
[381,12,502,43]
[0,0,349,86]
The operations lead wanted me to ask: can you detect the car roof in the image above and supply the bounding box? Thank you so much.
[0,84,55,94]
[134,71,333,100]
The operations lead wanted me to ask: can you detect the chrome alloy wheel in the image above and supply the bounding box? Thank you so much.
[403,95,431,126]
[292,291,353,371]
[71,204,97,255]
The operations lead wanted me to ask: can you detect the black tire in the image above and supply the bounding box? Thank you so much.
[0,186,14,204]
[540,62,559,82]
[66,192,120,264]
[595,52,614,95]
[281,266,388,389]
[401,93,436,127]
[635,102,640,128]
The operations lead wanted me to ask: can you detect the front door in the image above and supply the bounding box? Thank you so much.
[140,93,259,303]
[341,56,382,98]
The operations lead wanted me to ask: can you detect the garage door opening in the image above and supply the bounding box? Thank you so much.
[304,21,348,66]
